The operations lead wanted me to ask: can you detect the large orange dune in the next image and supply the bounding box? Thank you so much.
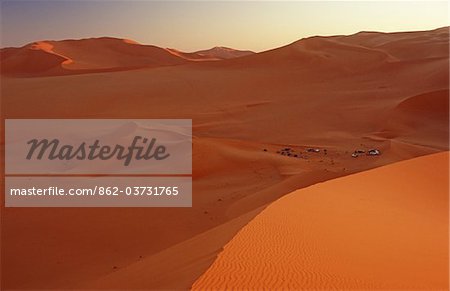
[193,152,449,290]
[1,27,448,289]
[0,38,182,76]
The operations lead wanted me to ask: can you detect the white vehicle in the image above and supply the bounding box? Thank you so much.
[367,149,381,156]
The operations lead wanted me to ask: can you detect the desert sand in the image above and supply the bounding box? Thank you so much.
[166,46,254,61]
[0,38,255,76]
[193,151,449,290]
[1,27,448,289]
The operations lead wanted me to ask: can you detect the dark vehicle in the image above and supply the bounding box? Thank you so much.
[306,148,320,153]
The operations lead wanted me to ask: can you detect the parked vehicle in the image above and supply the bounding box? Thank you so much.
[306,148,320,153]
[367,149,381,156]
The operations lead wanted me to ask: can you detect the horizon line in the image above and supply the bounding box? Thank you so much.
[1,26,448,53]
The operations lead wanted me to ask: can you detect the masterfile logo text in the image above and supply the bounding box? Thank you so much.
[26,136,170,166]
[5,119,192,207]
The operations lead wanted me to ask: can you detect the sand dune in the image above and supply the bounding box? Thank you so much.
[216,27,448,77]
[166,47,254,61]
[1,37,188,76]
[339,27,449,61]
[0,38,255,76]
[165,48,221,61]
[193,152,449,290]
[0,44,68,76]
[378,89,449,148]
[194,46,255,59]
[1,27,448,289]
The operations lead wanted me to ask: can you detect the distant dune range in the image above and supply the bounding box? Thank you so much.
[0,38,255,76]
[1,27,448,289]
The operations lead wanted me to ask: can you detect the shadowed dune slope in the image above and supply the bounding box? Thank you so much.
[193,152,449,290]
[0,46,68,76]
[378,89,449,148]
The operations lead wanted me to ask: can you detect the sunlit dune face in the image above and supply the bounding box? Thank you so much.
[29,41,54,52]
[28,41,74,68]
[193,152,449,290]
[122,39,140,45]
[61,59,74,65]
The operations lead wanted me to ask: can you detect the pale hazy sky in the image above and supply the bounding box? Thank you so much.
[1,1,448,52]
